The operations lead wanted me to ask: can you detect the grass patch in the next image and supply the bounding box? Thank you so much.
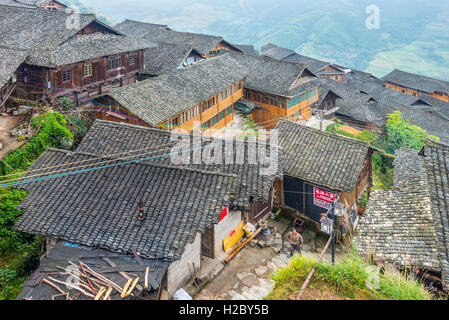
[266,252,432,300]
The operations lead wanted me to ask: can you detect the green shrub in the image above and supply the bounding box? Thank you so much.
[269,252,432,300]
[0,112,73,176]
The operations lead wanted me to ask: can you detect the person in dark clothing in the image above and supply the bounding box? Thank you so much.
[287,227,303,258]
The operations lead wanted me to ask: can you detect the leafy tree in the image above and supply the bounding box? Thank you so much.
[372,110,440,189]
[377,110,440,155]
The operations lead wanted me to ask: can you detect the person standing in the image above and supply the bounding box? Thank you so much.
[287,227,303,258]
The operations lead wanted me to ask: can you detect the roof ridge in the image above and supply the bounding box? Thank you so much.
[277,118,371,147]
[40,147,241,179]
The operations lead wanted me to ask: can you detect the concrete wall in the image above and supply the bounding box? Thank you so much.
[213,210,242,257]
[166,232,201,297]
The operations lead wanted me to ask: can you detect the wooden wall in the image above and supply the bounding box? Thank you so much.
[14,50,144,102]
[96,80,244,133]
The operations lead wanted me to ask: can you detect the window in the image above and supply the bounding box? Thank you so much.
[84,64,92,77]
[219,110,225,121]
[129,55,135,65]
[211,115,218,126]
[108,57,122,69]
[202,120,210,129]
[62,70,71,82]
[226,106,233,116]
[280,100,286,109]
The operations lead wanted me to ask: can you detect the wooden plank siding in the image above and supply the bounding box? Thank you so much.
[385,81,449,102]
[96,80,244,133]
[0,80,15,108]
[244,87,319,128]
[14,50,144,103]
[205,41,241,58]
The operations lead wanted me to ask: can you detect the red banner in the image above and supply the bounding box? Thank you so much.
[313,188,336,209]
[219,207,228,222]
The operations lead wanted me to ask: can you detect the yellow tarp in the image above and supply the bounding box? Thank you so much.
[223,221,244,253]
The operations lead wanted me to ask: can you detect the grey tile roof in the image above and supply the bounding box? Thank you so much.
[0,4,98,50]
[383,69,449,95]
[0,0,66,8]
[75,120,283,208]
[261,43,295,60]
[282,53,332,74]
[116,19,237,56]
[106,54,248,126]
[17,240,170,300]
[322,77,449,143]
[142,42,203,76]
[0,47,27,88]
[357,144,449,288]
[275,119,370,192]
[423,140,449,290]
[15,148,239,261]
[114,19,170,36]
[26,33,154,68]
[224,51,323,97]
[355,149,440,270]
[232,44,259,56]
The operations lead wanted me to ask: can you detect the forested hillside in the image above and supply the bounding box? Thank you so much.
[84,0,449,80]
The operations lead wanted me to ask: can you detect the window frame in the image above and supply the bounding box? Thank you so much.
[61,69,71,82]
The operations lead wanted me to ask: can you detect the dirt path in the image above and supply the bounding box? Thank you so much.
[0,116,24,159]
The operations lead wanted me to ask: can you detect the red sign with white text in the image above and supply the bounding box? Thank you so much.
[313,188,336,209]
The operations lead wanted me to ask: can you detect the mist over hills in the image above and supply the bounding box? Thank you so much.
[79,0,449,80]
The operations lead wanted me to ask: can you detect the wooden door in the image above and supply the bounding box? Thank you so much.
[201,228,214,258]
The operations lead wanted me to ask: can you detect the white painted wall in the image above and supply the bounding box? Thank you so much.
[213,210,242,257]
[166,232,201,297]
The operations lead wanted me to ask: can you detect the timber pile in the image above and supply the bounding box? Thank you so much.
[225,227,263,263]
[18,241,170,300]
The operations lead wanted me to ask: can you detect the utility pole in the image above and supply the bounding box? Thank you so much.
[330,200,336,265]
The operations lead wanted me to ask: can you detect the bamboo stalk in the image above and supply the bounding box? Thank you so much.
[42,279,72,300]
[225,227,262,264]
[296,236,332,300]
[94,287,107,300]
[103,287,113,300]
[47,276,95,298]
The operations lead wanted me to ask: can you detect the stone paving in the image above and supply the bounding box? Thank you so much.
[227,253,292,300]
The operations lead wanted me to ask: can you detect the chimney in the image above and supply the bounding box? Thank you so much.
[138,200,145,221]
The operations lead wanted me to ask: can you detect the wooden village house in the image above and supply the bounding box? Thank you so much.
[225,51,323,129]
[383,69,449,102]
[274,119,374,228]
[356,141,449,292]
[114,19,243,58]
[0,5,153,106]
[0,48,27,109]
[0,0,68,10]
[94,54,247,133]
[14,120,283,299]
[261,43,348,82]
